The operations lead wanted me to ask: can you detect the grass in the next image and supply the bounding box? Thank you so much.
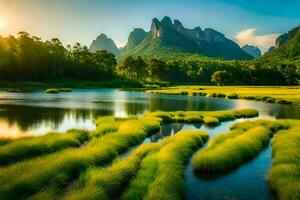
[122,129,209,200]
[0,130,89,166]
[0,117,160,200]
[147,85,300,105]
[267,122,300,200]
[192,125,271,173]
[144,109,258,125]
[63,143,162,200]
[45,88,60,93]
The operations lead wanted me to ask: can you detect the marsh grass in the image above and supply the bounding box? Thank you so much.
[45,88,60,93]
[122,129,209,200]
[147,86,298,105]
[63,143,162,200]
[192,126,271,173]
[267,124,300,200]
[144,109,258,124]
[0,130,89,166]
[0,117,160,200]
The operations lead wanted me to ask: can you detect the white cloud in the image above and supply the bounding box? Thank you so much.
[235,28,280,53]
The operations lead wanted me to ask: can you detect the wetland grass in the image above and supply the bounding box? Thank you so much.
[145,109,258,124]
[267,123,300,200]
[0,130,89,166]
[63,143,162,200]
[122,129,209,200]
[0,117,160,200]
[192,126,271,173]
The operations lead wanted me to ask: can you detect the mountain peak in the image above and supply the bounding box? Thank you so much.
[242,44,262,58]
[161,16,173,26]
[122,16,253,60]
[89,33,119,55]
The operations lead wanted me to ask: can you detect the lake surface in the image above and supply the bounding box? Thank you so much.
[0,88,300,137]
[0,88,297,199]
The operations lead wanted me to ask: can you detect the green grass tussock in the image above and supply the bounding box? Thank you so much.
[123,129,209,200]
[45,88,60,93]
[0,130,89,166]
[144,108,258,124]
[267,125,300,200]
[0,137,12,146]
[64,143,161,200]
[0,118,159,200]
[192,126,271,173]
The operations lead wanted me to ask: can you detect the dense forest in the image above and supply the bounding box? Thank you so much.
[0,32,117,82]
[0,31,299,86]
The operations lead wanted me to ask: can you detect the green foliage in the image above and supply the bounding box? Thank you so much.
[0,117,160,200]
[45,88,60,93]
[211,70,232,85]
[0,130,89,166]
[192,126,271,172]
[0,33,117,82]
[267,125,300,200]
[122,129,209,200]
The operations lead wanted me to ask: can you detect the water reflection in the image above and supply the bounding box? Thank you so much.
[0,89,299,137]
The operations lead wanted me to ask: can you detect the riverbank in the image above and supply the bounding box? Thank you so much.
[0,80,144,90]
[147,85,300,105]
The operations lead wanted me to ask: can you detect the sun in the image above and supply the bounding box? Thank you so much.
[0,19,5,29]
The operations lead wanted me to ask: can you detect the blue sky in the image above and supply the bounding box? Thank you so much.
[0,0,299,51]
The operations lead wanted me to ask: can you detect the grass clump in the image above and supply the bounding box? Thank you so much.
[227,93,239,99]
[0,130,89,166]
[122,129,209,200]
[63,143,162,200]
[192,126,271,173]
[267,125,300,200]
[0,118,159,200]
[203,116,219,125]
[45,88,60,93]
[144,109,258,125]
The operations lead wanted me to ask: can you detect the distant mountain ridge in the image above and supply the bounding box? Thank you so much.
[242,45,261,58]
[120,16,253,60]
[260,25,300,62]
[89,33,120,55]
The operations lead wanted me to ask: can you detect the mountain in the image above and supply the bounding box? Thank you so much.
[242,45,262,58]
[120,16,253,60]
[260,25,300,62]
[123,28,148,52]
[89,33,119,55]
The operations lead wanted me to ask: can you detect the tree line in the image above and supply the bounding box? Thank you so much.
[0,32,299,85]
[0,32,117,81]
[118,54,300,85]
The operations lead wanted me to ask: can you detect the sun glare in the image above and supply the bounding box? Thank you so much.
[0,19,5,29]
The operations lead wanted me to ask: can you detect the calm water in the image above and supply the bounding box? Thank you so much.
[0,88,299,137]
[1,88,298,199]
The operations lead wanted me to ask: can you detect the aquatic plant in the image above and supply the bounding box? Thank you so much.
[0,118,160,200]
[122,129,209,200]
[144,109,258,124]
[63,143,162,200]
[192,126,271,172]
[45,88,60,93]
[0,130,89,166]
[267,124,300,200]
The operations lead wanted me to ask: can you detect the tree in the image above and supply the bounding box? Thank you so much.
[211,70,232,86]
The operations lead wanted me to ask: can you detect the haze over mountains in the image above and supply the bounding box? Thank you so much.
[90,16,253,60]
[242,45,262,58]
